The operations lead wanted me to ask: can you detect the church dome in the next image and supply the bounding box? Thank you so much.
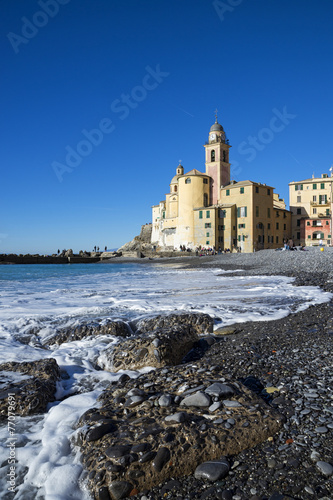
[210,119,224,132]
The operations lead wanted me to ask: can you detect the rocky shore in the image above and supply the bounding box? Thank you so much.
[91,247,333,500]
[1,247,332,499]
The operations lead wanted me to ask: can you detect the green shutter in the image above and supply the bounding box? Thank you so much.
[245,206,247,217]
[237,207,240,217]
[226,189,230,196]
[199,211,203,219]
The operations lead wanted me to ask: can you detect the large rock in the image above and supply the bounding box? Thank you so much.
[44,319,133,346]
[0,358,61,421]
[133,312,214,335]
[76,363,284,499]
[97,313,213,372]
[117,224,153,254]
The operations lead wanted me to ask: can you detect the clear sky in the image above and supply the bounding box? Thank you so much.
[1,0,333,254]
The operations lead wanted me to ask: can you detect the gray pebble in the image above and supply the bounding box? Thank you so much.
[194,458,229,481]
[316,461,333,476]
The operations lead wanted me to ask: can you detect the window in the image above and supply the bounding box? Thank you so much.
[255,186,259,193]
[205,223,211,228]
[268,223,271,229]
[267,208,271,218]
[295,184,303,191]
[238,223,246,228]
[276,222,279,229]
[162,211,165,219]
[323,174,328,178]
[242,235,245,241]
[276,211,279,217]
[313,208,317,214]
[238,235,241,242]
[256,206,259,217]
[206,241,210,245]
[313,196,317,202]
[313,183,317,190]
[321,183,325,189]
[308,235,311,239]
[297,219,301,227]
[174,186,177,192]
[237,206,247,217]
[206,232,210,237]
[319,195,327,204]
[240,187,244,194]
[185,178,191,184]
[203,178,208,184]
[219,209,226,218]
[297,196,301,202]
[267,189,271,195]
[206,211,210,218]
[297,208,301,214]
[297,232,300,240]
[276,236,279,244]
[199,211,203,219]
[258,235,262,243]
[284,224,286,230]
[211,150,215,162]
[223,151,227,162]
[326,221,329,225]
[307,221,310,226]
[203,193,208,207]
[226,189,230,196]
[326,209,330,216]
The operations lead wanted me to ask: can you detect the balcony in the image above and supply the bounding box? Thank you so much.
[310,200,329,206]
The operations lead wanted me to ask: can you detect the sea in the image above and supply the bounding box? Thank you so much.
[0,262,331,499]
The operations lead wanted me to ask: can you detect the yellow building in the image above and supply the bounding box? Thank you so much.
[289,174,332,246]
[152,116,291,252]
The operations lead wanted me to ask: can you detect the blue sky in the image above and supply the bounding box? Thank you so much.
[1,0,333,254]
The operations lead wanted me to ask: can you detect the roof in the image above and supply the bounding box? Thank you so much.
[289,176,332,184]
[210,118,224,132]
[223,180,275,189]
[184,169,208,177]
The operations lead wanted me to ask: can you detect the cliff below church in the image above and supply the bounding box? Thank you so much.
[117,224,153,256]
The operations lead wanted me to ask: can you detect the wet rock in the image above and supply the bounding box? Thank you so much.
[205,383,235,398]
[194,458,230,481]
[100,315,207,371]
[316,461,333,476]
[108,481,133,500]
[78,363,283,498]
[153,447,171,472]
[45,319,132,346]
[0,358,61,420]
[180,391,211,407]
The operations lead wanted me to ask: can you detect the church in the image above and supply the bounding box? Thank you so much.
[151,115,291,253]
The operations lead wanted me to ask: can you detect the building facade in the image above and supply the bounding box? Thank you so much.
[289,174,332,246]
[152,117,291,252]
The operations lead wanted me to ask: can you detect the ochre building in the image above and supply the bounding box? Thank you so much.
[152,117,291,253]
[289,174,332,246]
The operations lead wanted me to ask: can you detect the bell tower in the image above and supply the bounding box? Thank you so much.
[204,111,231,204]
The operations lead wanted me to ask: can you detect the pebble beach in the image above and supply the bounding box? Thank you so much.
[125,247,333,500]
